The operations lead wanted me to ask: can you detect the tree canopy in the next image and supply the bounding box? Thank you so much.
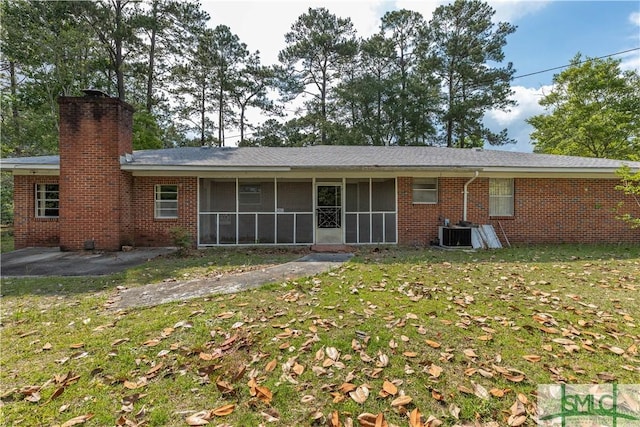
[1,0,520,154]
[528,55,640,160]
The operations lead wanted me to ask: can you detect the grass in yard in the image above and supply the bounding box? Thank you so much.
[0,228,13,253]
[1,244,639,426]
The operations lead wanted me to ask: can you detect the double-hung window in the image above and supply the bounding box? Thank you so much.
[412,178,438,204]
[155,184,178,218]
[238,184,261,205]
[35,183,59,218]
[489,178,514,216]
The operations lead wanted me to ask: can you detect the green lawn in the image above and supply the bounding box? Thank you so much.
[0,228,13,253]
[1,245,639,426]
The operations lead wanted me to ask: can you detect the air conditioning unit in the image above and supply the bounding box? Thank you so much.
[439,226,472,248]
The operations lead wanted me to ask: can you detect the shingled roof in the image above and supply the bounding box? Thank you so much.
[3,146,639,173]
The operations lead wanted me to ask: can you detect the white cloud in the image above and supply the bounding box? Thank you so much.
[394,0,550,24]
[394,0,442,22]
[488,0,551,23]
[620,50,640,72]
[630,11,640,26]
[201,1,385,65]
[485,85,553,152]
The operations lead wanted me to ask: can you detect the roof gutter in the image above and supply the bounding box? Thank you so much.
[463,171,480,222]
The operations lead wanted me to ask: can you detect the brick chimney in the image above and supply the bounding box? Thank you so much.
[58,92,134,251]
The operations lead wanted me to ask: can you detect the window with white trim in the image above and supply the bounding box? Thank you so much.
[489,178,514,216]
[412,178,438,204]
[35,183,59,218]
[155,184,178,218]
[238,184,261,205]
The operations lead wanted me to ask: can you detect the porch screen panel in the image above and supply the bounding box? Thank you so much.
[218,214,236,244]
[385,213,396,243]
[372,213,384,243]
[238,214,256,244]
[346,180,370,212]
[345,214,357,243]
[200,179,236,212]
[358,214,370,243]
[296,214,313,243]
[277,215,294,243]
[371,179,395,211]
[277,180,312,211]
[257,214,275,243]
[199,214,217,244]
[239,179,274,212]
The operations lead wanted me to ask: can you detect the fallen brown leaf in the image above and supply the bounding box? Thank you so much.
[381,380,397,396]
[425,339,441,348]
[428,364,443,378]
[391,395,412,407]
[60,413,94,427]
[265,358,277,372]
[409,408,424,427]
[185,410,211,425]
[350,386,370,404]
[210,403,235,416]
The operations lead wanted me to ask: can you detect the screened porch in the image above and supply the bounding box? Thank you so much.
[198,177,396,246]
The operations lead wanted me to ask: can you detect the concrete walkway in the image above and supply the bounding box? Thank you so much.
[108,253,352,310]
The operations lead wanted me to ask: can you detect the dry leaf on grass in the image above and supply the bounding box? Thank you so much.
[381,380,397,397]
[211,403,235,416]
[349,385,370,404]
[409,408,424,427]
[391,395,412,407]
[425,339,441,348]
[60,413,94,427]
[357,412,387,427]
[428,364,443,378]
[265,358,277,372]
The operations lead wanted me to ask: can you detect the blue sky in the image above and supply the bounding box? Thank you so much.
[506,1,639,87]
[202,1,640,151]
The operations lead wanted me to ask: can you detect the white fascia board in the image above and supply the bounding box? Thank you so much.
[5,165,60,175]
[480,167,625,177]
[1,163,59,169]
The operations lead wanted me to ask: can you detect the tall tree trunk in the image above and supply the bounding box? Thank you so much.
[200,81,206,145]
[218,82,224,146]
[446,69,454,147]
[145,1,158,112]
[9,62,18,120]
[320,74,327,145]
[114,0,125,100]
[8,61,21,153]
[239,103,246,144]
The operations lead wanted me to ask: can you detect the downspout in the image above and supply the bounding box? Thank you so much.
[463,171,479,222]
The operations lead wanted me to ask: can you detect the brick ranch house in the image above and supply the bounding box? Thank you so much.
[2,94,639,251]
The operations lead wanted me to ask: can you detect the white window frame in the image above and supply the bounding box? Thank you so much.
[489,178,514,217]
[155,184,178,219]
[412,178,438,204]
[35,183,59,218]
[238,183,261,205]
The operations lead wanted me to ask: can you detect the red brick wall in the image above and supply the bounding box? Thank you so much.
[58,97,134,251]
[13,175,60,248]
[490,178,640,244]
[398,176,640,245]
[14,172,639,249]
[132,176,198,246]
